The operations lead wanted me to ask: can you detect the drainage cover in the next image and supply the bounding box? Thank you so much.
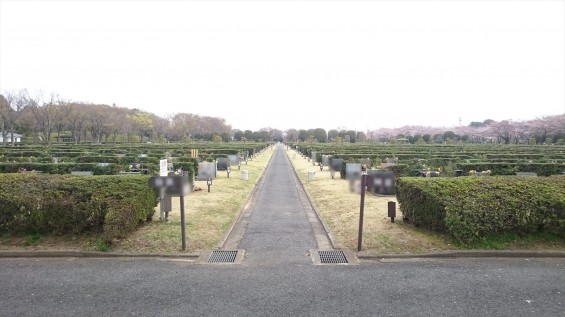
[318,250,348,264]
[208,250,238,263]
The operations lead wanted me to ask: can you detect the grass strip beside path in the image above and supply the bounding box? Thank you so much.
[114,148,275,253]
[287,148,565,255]
[287,148,460,255]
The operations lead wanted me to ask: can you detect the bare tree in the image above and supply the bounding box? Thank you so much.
[88,105,111,144]
[0,94,7,145]
[53,98,72,142]
[152,115,170,142]
[67,103,88,144]
[122,115,136,143]
[0,90,28,146]
[29,93,64,145]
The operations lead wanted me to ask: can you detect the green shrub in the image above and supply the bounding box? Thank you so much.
[172,159,197,180]
[396,176,565,243]
[388,164,410,177]
[0,163,119,175]
[0,174,158,242]
[455,162,564,176]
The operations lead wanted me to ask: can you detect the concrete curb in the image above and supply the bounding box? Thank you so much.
[2,249,562,260]
[358,250,565,259]
[215,149,275,249]
[0,250,200,259]
[286,148,341,249]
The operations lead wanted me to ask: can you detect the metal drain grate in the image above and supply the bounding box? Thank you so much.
[208,250,238,263]
[318,250,348,264]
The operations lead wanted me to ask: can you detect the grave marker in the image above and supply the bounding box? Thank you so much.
[197,162,216,180]
[330,158,344,179]
[216,157,232,178]
[228,154,241,170]
[346,163,362,180]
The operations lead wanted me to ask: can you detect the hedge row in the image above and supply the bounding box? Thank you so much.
[0,159,206,181]
[0,144,268,160]
[455,162,564,177]
[396,176,565,243]
[0,174,159,242]
[292,143,565,175]
[0,163,119,175]
[74,156,160,164]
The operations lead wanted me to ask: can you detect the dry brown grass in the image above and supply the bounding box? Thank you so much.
[114,148,275,254]
[286,148,455,255]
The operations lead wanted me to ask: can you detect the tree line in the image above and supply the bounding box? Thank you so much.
[368,115,565,145]
[2,89,563,145]
[0,90,237,145]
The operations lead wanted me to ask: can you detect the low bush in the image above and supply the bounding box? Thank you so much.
[396,176,565,243]
[387,164,410,177]
[172,159,198,180]
[0,174,158,242]
[455,162,564,176]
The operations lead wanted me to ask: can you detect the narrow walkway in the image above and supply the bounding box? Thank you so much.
[223,144,331,266]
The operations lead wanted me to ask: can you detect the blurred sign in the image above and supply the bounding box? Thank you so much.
[160,159,168,177]
[330,159,343,172]
[148,175,190,197]
[197,162,216,180]
[228,154,240,166]
[216,158,231,171]
[346,163,362,180]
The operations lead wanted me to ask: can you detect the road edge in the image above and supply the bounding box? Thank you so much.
[358,250,565,260]
[0,250,200,258]
[285,147,341,249]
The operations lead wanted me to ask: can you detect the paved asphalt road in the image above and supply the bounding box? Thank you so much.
[237,145,322,266]
[1,146,563,316]
[0,257,563,316]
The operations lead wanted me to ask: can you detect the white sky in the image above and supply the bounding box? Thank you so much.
[1,0,564,132]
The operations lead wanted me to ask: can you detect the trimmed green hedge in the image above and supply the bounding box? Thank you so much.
[0,174,158,242]
[75,156,159,165]
[0,163,119,175]
[396,176,565,243]
[172,160,197,180]
[455,162,564,176]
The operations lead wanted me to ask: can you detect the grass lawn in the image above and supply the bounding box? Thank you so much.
[286,148,565,255]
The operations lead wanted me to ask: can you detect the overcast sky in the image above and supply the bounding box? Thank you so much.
[1,0,564,131]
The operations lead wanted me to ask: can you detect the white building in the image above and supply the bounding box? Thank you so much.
[0,132,22,143]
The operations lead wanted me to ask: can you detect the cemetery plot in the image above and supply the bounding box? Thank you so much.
[286,145,565,254]
[113,147,275,253]
[291,142,565,177]
[0,142,273,253]
[0,142,271,180]
[286,147,453,254]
